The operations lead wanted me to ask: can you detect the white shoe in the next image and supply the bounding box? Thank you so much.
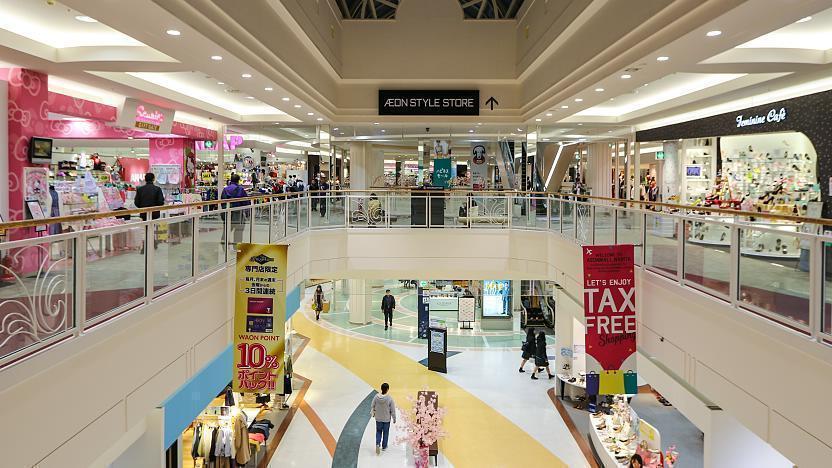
[376,445,380,455]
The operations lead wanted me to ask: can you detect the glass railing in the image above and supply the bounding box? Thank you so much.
[1,190,830,367]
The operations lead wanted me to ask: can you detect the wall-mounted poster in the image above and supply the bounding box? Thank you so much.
[482,280,511,316]
[24,167,50,213]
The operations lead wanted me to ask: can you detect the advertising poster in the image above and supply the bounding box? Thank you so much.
[417,287,430,339]
[432,158,452,188]
[458,297,476,322]
[582,245,637,389]
[470,144,488,190]
[233,244,288,393]
[482,280,511,316]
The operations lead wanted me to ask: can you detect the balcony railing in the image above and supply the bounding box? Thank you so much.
[0,189,830,368]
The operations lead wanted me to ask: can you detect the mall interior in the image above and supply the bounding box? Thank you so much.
[1,0,832,467]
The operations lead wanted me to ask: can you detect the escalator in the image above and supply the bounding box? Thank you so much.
[497,140,517,190]
[520,280,555,329]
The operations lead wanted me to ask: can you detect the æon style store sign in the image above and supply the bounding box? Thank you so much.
[379,90,480,116]
[116,98,175,133]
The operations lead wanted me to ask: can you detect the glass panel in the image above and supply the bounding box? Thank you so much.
[252,203,271,243]
[549,199,561,232]
[271,202,287,242]
[154,217,194,292]
[645,213,678,276]
[575,203,591,244]
[311,195,345,228]
[299,197,309,231]
[198,212,226,273]
[286,200,298,235]
[531,197,548,229]
[446,196,469,227]
[684,219,730,296]
[594,206,615,245]
[739,227,809,327]
[616,209,642,264]
[511,196,532,228]
[562,200,575,238]
[0,238,74,360]
[349,195,385,227]
[227,207,252,249]
[86,225,146,321]
[392,195,425,227]
[824,241,832,337]
[470,195,509,228]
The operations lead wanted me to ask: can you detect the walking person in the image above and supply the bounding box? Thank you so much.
[313,285,325,321]
[371,383,396,455]
[518,327,536,373]
[531,331,555,380]
[134,172,165,251]
[221,173,249,245]
[381,289,396,330]
[318,177,329,217]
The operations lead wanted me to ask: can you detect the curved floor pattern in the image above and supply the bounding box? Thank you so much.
[331,391,376,468]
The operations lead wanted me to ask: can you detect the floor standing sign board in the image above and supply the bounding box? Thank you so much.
[428,320,448,373]
[233,244,288,393]
[582,245,637,395]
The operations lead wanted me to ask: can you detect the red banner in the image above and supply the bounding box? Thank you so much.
[582,245,636,372]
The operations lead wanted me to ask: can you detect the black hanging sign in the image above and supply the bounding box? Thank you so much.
[379,90,480,116]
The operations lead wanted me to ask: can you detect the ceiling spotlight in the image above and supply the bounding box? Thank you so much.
[281,97,290,101]
[476,122,482,126]
[317,118,323,121]
[166,29,181,36]
[546,113,553,117]
[656,56,669,61]
[595,88,605,92]
[574,98,583,102]
[577,123,583,126]
[246,96,255,99]
[210,55,223,61]
[621,74,632,79]
[307,112,314,116]
[796,16,812,23]
[468,129,474,133]
[293,105,301,109]
[381,129,386,132]
[217,82,224,85]
[561,105,569,109]
[75,15,98,23]
[333,127,339,131]
[374,122,380,125]
[264,87,273,91]
[241,73,252,78]
[535,118,542,122]
[706,30,722,37]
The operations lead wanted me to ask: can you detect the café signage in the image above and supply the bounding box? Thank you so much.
[736,107,787,128]
[379,90,480,116]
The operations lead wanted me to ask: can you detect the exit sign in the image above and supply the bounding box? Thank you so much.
[656,151,665,160]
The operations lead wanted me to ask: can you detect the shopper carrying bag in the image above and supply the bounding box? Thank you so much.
[314,285,325,321]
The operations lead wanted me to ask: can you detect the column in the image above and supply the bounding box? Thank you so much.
[0,78,7,221]
[347,279,373,325]
[148,138,192,189]
[348,142,383,190]
[661,141,680,201]
[586,142,614,197]
[217,126,225,194]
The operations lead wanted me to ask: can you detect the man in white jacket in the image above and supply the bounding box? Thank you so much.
[371,382,397,454]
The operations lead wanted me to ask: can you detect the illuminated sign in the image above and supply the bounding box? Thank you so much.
[736,107,787,128]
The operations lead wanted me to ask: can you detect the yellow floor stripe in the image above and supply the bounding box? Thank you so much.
[294,312,568,468]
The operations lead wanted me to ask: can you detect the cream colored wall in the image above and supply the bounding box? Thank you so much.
[280,0,343,71]
[514,0,593,72]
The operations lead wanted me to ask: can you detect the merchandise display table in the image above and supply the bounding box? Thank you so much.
[556,373,586,400]
[589,411,637,467]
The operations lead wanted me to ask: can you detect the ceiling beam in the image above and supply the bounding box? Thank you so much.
[477,0,487,19]
[338,0,351,18]
[377,0,397,8]
[462,0,480,8]
[492,0,500,19]
[361,0,368,19]
[506,0,520,17]
[370,0,378,18]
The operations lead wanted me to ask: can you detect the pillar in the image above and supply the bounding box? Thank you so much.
[348,142,382,190]
[347,279,373,325]
[217,126,225,194]
[661,141,680,202]
[586,142,614,197]
[0,78,7,221]
[149,138,191,188]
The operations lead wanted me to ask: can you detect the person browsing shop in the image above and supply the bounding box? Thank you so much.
[371,382,396,455]
[221,173,250,245]
[381,289,396,330]
[134,172,165,221]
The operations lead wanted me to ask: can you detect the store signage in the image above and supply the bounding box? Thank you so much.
[379,90,480,116]
[429,296,459,311]
[433,158,453,188]
[233,244,288,392]
[582,245,636,373]
[116,98,175,134]
[471,144,488,190]
[655,151,664,160]
[735,107,787,128]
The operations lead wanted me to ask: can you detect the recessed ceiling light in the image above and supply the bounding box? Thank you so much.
[217,81,224,85]
[542,138,550,141]
[307,112,314,116]
[476,122,482,126]
[294,104,302,108]
[469,129,474,133]
[210,55,223,61]
[241,73,252,78]
[166,29,181,36]
[621,74,632,79]
[264,87,273,91]
[333,127,339,131]
[75,15,97,23]
[796,16,812,23]
[282,97,290,101]
[577,123,583,126]
[561,105,569,109]
[656,56,669,62]
[608,130,613,133]
[574,98,583,102]
[706,30,722,37]
[317,118,323,121]
[546,113,553,117]
[535,118,542,122]
[595,88,605,92]
[374,122,380,125]
[246,96,255,99]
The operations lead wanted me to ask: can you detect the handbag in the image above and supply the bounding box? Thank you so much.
[623,370,638,394]
[585,371,599,396]
[599,370,625,395]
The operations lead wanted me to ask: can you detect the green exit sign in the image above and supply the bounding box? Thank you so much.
[656,151,665,160]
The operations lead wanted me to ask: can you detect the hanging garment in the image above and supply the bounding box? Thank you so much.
[208,426,219,462]
[215,427,233,457]
[191,424,202,459]
[233,411,251,466]
[224,387,235,407]
[199,425,213,457]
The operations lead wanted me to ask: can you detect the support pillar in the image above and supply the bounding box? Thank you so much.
[348,279,373,325]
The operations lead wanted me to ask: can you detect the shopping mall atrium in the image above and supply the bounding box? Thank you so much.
[2,0,832,467]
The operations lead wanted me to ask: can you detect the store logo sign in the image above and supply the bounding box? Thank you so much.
[736,107,787,128]
[379,90,480,116]
[134,105,166,131]
[117,98,175,134]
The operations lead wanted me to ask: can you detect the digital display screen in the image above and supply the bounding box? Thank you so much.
[482,280,511,316]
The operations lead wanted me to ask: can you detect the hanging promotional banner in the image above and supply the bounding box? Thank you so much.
[233,244,288,393]
[433,157,453,188]
[582,245,636,392]
[470,144,488,190]
[116,98,175,134]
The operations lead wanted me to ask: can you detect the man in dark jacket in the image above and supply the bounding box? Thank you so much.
[134,173,165,221]
[381,289,396,330]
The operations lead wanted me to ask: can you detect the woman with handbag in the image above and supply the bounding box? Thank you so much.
[518,327,536,373]
[314,285,325,321]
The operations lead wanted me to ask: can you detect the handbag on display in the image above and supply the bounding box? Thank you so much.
[624,370,638,394]
[585,371,599,396]
[599,370,625,395]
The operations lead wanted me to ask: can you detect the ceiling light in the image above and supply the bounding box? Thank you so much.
[217,82,224,85]
[546,113,553,117]
[575,98,583,102]
[333,127,339,131]
[317,118,323,121]
[577,123,583,126]
[246,96,255,99]
[621,74,632,79]
[796,16,812,23]
[469,129,474,133]
[542,138,550,141]
[535,118,542,122]
[307,112,314,116]
[374,122,380,125]
[75,15,97,23]
[241,73,252,78]
[381,129,386,132]
[166,29,181,36]
[476,122,482,126]
[294,104,302,108]
[210,55,223,61]
[517,128,523,132]
[282,97,290,101]
[706,30,722,37]
[561,105,569,109]
[595,88,605,92]
[264,87,273,91]
[656,56,669,62]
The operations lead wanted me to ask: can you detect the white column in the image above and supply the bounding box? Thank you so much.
[0,79,8,221]
[662,141,680,201]
[348,279,373,325]
[217,125,226,194]
[586,143,613,197]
